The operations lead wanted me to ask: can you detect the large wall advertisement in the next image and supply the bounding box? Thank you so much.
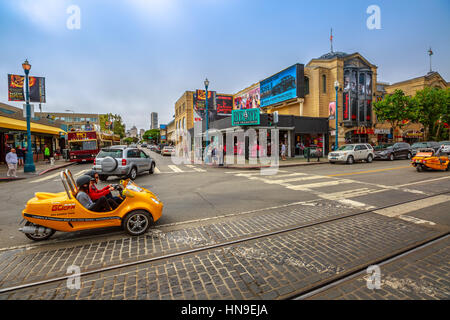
[216,95,233,115]
[234,85,260,110]
[259,64,304,108]
[8,74,46,103]
[193,89,216,123]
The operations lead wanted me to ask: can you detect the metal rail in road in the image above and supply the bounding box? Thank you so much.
[1,190,449,297]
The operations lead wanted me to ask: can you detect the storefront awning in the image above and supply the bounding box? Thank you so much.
[0,115,66,136]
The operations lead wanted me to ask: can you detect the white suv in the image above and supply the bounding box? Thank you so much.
[328,143,374,164]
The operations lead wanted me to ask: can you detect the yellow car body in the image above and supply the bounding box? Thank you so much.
[411,149,449,172]
[21,170,163,240]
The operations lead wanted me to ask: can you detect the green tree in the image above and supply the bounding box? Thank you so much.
[373,89,415,142]
[411,87,450,141]
[123,137,137,145]
[99,113,126,138]
[143,129,160,143]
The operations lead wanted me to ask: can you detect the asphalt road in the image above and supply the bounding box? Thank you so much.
[0,149,449,249]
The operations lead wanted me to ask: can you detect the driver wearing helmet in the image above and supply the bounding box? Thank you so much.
[85,170,123,205]
[76,175,116,212]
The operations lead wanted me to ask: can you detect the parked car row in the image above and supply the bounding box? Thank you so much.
[328,141,450,165]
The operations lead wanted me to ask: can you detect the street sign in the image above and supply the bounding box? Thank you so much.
[232,109,260,126]
[23,104,35,118]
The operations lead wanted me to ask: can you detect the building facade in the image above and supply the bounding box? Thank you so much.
[151,112,158,130]
[174,50,448,156]
[0,103,66,163]
[36,112,101,132]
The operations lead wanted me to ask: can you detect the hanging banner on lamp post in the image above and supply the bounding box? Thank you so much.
[328,102,336,120]
[8,74,46,103]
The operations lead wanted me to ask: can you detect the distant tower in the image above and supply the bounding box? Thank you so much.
[330,28,334,53]
[151,112,158,129]
[428,47,433,73]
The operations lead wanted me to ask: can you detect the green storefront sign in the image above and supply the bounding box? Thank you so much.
[232,109,260,126]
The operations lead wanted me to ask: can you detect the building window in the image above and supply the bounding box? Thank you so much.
[322,75,326,93]
[304,76,309,95]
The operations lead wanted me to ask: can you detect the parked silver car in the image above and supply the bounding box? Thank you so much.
[328,143,374,164]
[93,146,156,181]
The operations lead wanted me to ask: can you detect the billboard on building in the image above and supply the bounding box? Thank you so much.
[193,89,216,123]
[8,74,46,103]
[234,85,260,110]
[216,95,233,115]
[259,64,304,108]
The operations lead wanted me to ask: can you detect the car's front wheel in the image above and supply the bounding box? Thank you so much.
[416,165,424,172]
[129,167,137,180]
[407,152,412,160]
[389,153,395,161]
[123,210,152,236]
[346,155,354,164]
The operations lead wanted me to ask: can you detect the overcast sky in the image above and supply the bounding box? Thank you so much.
[0,0,449,131]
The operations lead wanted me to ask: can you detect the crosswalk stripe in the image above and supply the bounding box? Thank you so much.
[285,179,354,191]
[168,165,183,173]
[373,195,450,217]
[319,188,385,200]
[192,167,206,172]
[250,174,328,185]
[337,199,375,210]
[154,167,161,174]
[29,171,61,183]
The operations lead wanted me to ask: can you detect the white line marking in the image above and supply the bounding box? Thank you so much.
[394,176,450,188]
[29,171,63,183]
[285,179,355,191]
[398,215,436,226]
[168,165,183,173]
[251,175,328,185]
[192,167,206,172]
[154,167,161,174]
[337,199,376,210]
[373,195,450,217]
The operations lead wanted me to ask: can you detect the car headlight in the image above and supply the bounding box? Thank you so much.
[151,198,160,204]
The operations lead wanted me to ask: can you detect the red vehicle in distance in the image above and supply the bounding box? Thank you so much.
[68,130,120,163]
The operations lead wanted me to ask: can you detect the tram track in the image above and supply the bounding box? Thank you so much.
[0,190,448,298]
[289,233,449,300]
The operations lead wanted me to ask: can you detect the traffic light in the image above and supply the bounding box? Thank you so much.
[268,113,273,126]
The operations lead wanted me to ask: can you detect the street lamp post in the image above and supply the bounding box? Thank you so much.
[23,60,36,173]
[204,78,209,162]
[334,80,339,151]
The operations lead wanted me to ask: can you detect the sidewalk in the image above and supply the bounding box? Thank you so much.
[0,159,76,182]
[201,155,329,170]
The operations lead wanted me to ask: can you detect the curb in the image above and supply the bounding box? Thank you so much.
[38,162,76,176]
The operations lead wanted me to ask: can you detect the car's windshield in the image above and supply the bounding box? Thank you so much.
[411,142,428,148]
[69,140,97,151]
[97,149,123,158]
[338,145,354,151]
[374,144,393,150]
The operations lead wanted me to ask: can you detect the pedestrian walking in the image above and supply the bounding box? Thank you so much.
[44,145,50,163]
[16,146,24,166]
[281,142,286,161]
[6,148,18,177]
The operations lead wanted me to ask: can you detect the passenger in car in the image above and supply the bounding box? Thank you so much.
[76,175,116,212]
[86,170,123,205]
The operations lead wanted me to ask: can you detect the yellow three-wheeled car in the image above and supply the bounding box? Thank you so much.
[19,169,163,241]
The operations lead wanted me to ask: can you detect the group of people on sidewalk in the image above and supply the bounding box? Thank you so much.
[4,144,52,177]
